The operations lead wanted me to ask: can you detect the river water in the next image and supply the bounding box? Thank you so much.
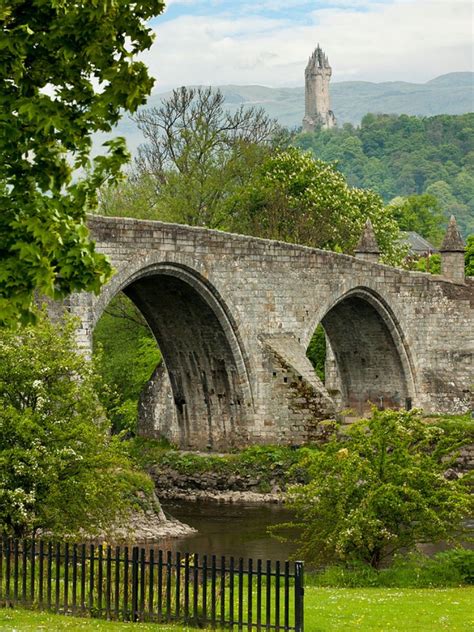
[155,500,473,566]
[159,500,299,563]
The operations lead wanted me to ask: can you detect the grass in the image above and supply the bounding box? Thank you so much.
[305,587,474,631]
[0,608,193,631]
[1,588,473,631]
[307,549,474,588]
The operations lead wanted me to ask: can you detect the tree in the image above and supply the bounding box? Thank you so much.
[306,324,326,381]
[275,409,472,569]
[387,194,445,246]
[465,235,474,276]
[0,0,165,326]
[0,311,153,538]
[93,293,161,434]
[293,113,474,237]
[98,171,159,221]
[228,147,404,264]
[125,86,280,227]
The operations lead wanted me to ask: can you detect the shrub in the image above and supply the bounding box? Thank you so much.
[0,311,153,538]
[273,409,473,569]
[308,548,474,588]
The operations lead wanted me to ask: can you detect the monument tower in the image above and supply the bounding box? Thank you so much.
[303,45,336,131]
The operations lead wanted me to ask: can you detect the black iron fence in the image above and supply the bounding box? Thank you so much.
[0,539,304,630]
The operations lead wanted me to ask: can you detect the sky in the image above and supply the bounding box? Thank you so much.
[141,0,473,92]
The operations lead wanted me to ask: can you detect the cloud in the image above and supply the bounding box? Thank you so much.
[143,0,473,91]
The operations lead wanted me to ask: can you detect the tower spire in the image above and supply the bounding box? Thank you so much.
[440,215,465,252]
[440,215,465,283]
[354,219,380,263]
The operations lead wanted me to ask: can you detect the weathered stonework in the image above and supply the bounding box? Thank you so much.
[303,45,337,132]
[354,219,380,264]
[440,215,466,284]
[60,215,473,451]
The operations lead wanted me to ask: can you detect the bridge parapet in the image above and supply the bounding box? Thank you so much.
[61,215,473,449]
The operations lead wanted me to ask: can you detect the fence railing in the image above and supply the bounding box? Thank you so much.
[0,538,304,630]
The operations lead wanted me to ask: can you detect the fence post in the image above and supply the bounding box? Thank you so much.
[5,539,11,606]
[30,538,36,604]
[131,546,139,622]
[294,562,304,632]
[21,539,27,602]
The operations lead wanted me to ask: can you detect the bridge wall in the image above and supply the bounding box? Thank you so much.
[62,216,473,449]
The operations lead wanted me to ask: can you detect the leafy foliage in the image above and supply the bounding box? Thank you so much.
[274,409,473,569]
[99,87,280,227]
[387,194,445,246]
[309,549,474,588]
[412,253,441,274]
[465,234,474,276]
[306,324,326,381]
[295,113,474,237]
[0,0,164,326]
[0,311,153,538]
[227,147,404,263]
[93,293,161,434]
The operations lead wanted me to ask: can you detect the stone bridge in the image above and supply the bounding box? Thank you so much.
[63,215,473,450]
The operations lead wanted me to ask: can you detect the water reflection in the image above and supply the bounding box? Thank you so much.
[156,500,299,563]
[130,501,472,567]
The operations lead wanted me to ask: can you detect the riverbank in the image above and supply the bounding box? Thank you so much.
[106,508,197,541]
[137,443,302,502]
[134,414,473,505]
[156,482,284,504]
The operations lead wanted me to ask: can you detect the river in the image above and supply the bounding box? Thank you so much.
[154,500,472,566]
[159,500,298,562]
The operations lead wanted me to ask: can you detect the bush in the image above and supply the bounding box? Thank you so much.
[0,311,154,538]
[273,409,473,569]
[308,548,474,588]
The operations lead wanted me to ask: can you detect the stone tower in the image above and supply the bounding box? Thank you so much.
[303,45,337,132]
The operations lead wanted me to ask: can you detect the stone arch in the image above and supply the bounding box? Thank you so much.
[89,258,254,450]
[317,287,416,413]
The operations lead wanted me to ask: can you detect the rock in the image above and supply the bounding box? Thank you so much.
[444,467,460,480]
[150,464,287,503]
[247,478,260,488]
[155,488,284,504]
[105,510,197,541]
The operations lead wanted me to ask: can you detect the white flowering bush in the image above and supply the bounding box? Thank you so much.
[229,147,405,264]
[273,409,472,569]
[0,311,153,538]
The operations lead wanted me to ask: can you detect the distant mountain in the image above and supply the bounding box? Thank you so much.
[111,72,474,153]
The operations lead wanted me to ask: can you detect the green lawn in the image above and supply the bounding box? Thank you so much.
[0,609,186,631]
[1,588,473,631]
[306,587,474,631]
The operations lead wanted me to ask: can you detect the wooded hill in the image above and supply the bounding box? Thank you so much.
[295,113,474,237]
